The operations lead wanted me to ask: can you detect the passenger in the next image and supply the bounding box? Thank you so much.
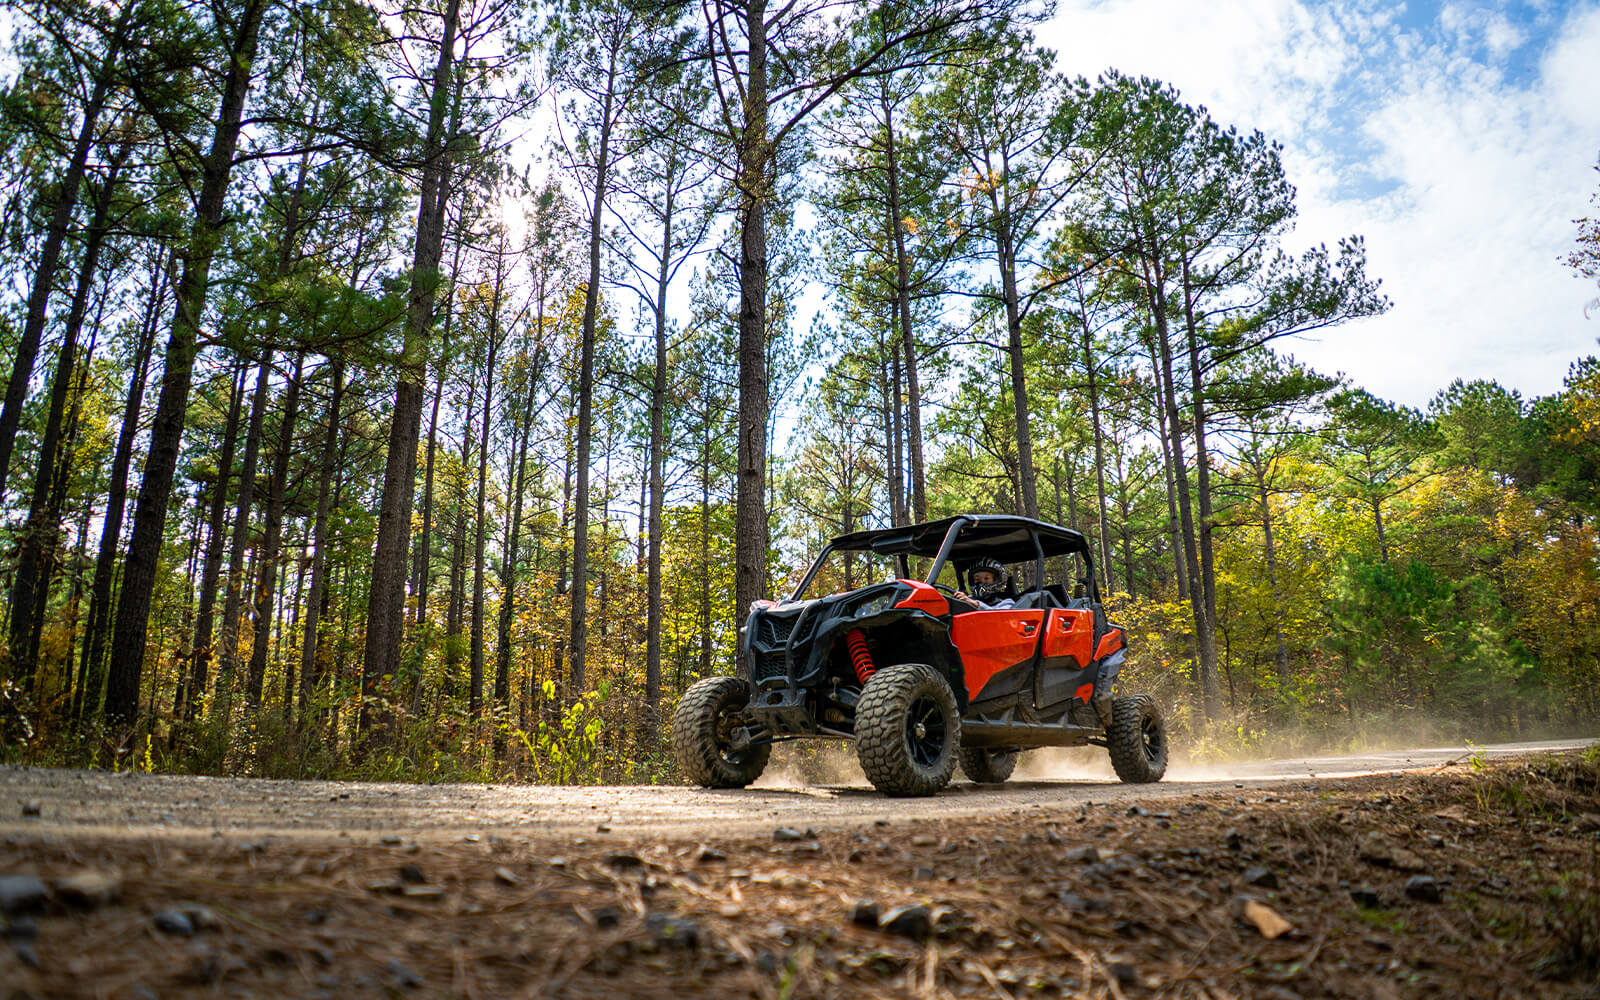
[953,558,1014,610]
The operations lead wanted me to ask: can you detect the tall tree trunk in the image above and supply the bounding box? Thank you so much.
[1075,285,1114,594]
[995,219,1039,519]
[362,0,462,734]
[882,103,926,522]
[470,327,501,719]
[1180,259,1221,716]
[217,352,272,714]
[104,0,270,726]
[1146,332,1187,599]
[186,366,245,721]
[247,350,304,706]
[0,5,130,501]
[298,358,343,721]
[1145,252,1218,719]
[9,152,123,685]
[571,57,618,700]
[75,250,167,722]
[645,232,670,736]
[412,238,462,626]
[734,0,772,675]
[494,348,537,754]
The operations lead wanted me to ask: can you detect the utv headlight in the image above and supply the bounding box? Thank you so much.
[855,590,896,618]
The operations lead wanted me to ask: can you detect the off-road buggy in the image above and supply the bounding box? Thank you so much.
[672,515,1169,796]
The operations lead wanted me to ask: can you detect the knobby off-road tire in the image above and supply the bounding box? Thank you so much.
[673,676,771,788]
[958,746,1019,784]
[1107,694,1168,783]
[855,664,960,797]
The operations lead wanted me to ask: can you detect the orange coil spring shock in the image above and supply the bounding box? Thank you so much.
[846,629,876,684]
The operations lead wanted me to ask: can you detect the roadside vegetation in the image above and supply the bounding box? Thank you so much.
[0,0,1595,782]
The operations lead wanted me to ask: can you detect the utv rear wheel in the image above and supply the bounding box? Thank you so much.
[855,664,960,797]
[1107,694,1168,783]
[958,747,1019,784]
[673,676,771,788]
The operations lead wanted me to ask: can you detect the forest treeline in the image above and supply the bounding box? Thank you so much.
[0,0,1595,779]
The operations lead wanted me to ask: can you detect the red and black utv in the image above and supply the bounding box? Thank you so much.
[672,515,1168,796]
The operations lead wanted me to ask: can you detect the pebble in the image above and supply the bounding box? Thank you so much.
[154,909,195,936]
[644,913,700,949]
[1350,887,1382,908]
[385,958,422,989]
[697,847,726,863]
[1404,875,1443,903]
[605,852,643,869]
[1109,962,1138,987]
[773,827,813,842]
[850,901,880,928]
[1064,845,1100,864]
[20,801,40,818]
[493,866,518,886]
[1224,830,1245,851]
[399,864,426,884]
[879,904,933,942]
[56,871,122,909]
[380,835,403,846]
[1243,866,1280,889]
[0,875,48,914]
[402,885,445,900]
[11,939,40,969]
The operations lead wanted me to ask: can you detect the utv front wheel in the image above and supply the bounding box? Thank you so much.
[673,676,771,788]
[855,664,960,797]
[1107,694,1168,783]
[959,747,1019,784]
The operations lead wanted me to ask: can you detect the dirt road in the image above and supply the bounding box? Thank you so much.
[2,741,1596,998]
[0,738,1588,843]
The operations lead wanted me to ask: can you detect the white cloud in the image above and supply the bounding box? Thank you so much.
[1041,0,1600,406]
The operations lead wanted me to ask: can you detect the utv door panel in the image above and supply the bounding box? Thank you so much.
[951,610,1046,701]
[1035,609,1097,707]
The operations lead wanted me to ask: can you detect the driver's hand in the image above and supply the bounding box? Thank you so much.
[953,591,971,603]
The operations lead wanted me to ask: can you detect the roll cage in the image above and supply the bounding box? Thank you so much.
[789,515,1102,608]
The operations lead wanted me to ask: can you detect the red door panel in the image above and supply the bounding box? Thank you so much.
[951,610,1045,700]
[1042,609,1094,665]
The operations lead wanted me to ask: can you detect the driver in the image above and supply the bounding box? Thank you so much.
[953,557,1014,610]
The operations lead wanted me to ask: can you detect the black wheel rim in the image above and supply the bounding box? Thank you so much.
[1140,712,1163,764]
[905,693,948,767]
[714,701,748,764]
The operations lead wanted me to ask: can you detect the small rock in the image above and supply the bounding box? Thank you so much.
[1237,898,1292,939]
[605,852,643,869]
[547,857,568,869]
[399,864,426,884]
[1243,866,1279,889]
[11,939,41,969]
[697,847,726,863]
[1426,834,1446,848]
[593,905,621,928]
[880,904,933,942]
[1126,805,1146,817]
[154,909,195,936]
[1404,876,1443,903]
[645,914,700,949]
[772,827,808,842]
[1064,845,1100,863]
[1350,888,1382,908]
[1224,830,1244,851]
[56,871,122,909]
[595,824,611,833]
[493,867,518,886]
[20,801,40,818]
[1356,832,1426,871]
[174,904,221,931]
[1109,962,1138,987]
[384,958,422,989]
[850,901,880,928]
[0,875,48,914]
[912,866,936,880]
[379,835,403,846]
[401,885,445,900]
[910,834,938,847]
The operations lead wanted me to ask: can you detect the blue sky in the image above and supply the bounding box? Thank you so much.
[1039,0,1600,407]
